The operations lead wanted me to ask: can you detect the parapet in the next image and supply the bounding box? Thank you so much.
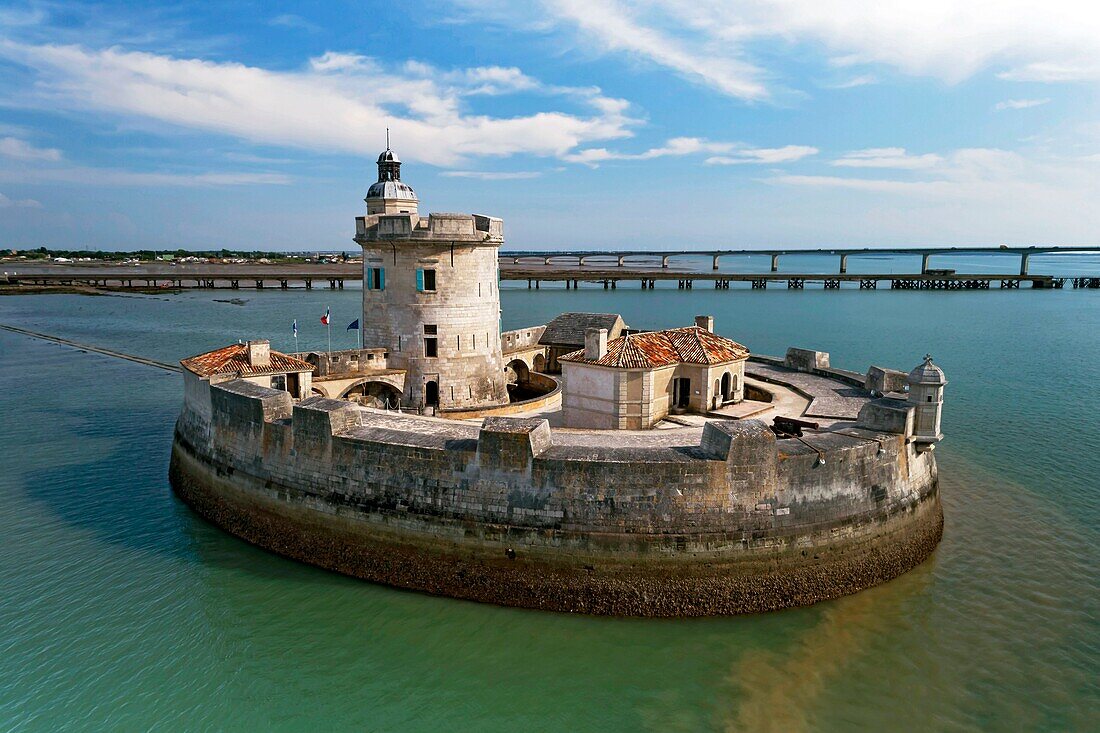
[856,397,914,435]
[211,379,293,424]
[785,347,830,372]
[478,417,552,472]
[865,365,908,395]
[355,211,503,244]
[292,396,363,444]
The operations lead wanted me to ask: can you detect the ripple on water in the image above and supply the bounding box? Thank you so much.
[1,292,1099,732]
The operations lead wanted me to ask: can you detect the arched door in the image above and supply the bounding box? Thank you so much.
[720,372,732,402]
[424,380,439,407]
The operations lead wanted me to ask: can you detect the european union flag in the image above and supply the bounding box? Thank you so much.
[347,319,360,331]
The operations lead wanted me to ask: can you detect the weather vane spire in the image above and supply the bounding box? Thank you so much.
[386,127,390,150]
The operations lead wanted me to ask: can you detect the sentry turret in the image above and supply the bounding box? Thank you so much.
[907,354,946,444]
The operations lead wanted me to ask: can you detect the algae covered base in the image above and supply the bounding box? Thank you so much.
[169,433,943,617]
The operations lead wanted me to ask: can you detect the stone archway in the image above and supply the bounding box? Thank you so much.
[533,353,546,373]
[721,371,732,403]
[504,358,531,386]
[340,380,402,408]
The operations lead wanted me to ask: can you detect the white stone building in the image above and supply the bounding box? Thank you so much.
[354,147,509,410]
[179,340,314,421]
[558,316,749,430]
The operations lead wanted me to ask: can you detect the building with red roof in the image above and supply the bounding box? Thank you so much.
[558,315,749,429]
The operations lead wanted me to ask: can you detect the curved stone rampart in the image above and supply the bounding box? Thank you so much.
[169,379,942,616]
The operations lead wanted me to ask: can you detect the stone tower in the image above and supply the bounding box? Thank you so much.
[354,148,509,411]
[907,354,946,444]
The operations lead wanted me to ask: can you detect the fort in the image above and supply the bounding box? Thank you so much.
[168,148,947,616]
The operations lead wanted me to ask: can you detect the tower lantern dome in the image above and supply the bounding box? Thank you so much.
[907,354,946,444]
[365,145,418,215]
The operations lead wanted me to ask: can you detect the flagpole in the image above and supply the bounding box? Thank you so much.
[326,309,331,355]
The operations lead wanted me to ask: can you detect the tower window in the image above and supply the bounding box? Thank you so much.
[424,324,438,357]
[367,267,385,290]
[416,268,436,292]
[927,395,933,402]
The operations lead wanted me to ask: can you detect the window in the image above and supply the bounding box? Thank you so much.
[416,268,436,292]
[424,324,438,357]
[366,267,384,290]
[271,374,286,391]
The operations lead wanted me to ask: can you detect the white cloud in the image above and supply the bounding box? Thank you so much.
[562,138,815,166]
[827,74,877,89]
[994,98,1050,110]
[0,166,290,187]
[440,170,542,179]
[705,146,818,165]
[269,14,320,33]
[832,148,943,169]
[0,41,639,167]
[455,1,1100,98]
[770,148,1100,211]
[0,192,43,208]
[997,62,1100,82]
[404,62,542,96]
[0,136,62,161]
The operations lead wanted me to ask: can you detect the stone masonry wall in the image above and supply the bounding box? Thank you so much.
[180,378,937,559]
[171,378,943,615]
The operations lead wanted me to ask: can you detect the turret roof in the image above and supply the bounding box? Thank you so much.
[907,354,946,385]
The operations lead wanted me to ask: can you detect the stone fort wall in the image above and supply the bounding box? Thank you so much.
[169,378,943,616]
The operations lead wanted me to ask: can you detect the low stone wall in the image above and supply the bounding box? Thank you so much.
[751,354,867,388]
[501,324,546,353]
[169,378,942,616]
[439,372,560,419]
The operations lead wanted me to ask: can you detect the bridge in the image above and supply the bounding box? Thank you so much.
[499,245,1100,276]
[3,245,1098,292]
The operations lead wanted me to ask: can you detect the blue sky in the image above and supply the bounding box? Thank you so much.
[1,0,1099,251]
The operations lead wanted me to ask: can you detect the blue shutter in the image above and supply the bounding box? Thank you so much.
[366,267,374,290]
[379,268,385,290]
[416,268,424,292]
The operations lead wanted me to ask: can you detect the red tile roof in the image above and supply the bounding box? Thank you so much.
[559,326,748,369]
[181,343,315,378]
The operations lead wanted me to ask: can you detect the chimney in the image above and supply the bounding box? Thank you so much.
[246,339,271,368]
[695,315,714,332]
[584,328,608,361]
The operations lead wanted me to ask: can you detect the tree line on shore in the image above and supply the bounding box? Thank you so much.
[7,247,353,263]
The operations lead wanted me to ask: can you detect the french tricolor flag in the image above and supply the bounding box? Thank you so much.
[320,307,330,326]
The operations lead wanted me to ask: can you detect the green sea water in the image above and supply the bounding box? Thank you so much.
[1,275,1098,731]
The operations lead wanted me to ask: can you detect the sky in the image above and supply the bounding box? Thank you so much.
[1,0,1099,251]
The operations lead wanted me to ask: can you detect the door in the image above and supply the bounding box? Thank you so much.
[673,377,691,409]
[424,380,439,407]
